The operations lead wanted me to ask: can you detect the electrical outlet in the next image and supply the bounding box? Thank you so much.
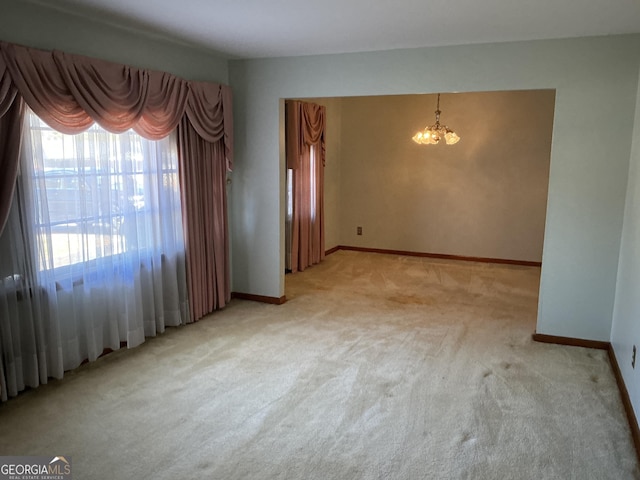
[633,345,637,369]
[357,226,362,236]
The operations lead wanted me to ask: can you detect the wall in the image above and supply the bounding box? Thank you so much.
[611,66,640,422]
[336,91,554,262]
[0,0,228,83]
[229,35,640,341]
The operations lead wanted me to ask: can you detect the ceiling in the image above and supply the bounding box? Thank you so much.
[31,0,640,59]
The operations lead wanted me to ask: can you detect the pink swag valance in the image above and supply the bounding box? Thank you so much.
[0,41,233,163]
[0,41,233,236]
[285,100,325,170]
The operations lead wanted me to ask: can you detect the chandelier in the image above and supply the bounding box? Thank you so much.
[412,93,460,145]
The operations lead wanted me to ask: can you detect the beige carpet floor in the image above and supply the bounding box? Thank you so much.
[0,250,638,479]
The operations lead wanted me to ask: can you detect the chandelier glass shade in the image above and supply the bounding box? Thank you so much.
[412,93,460,145]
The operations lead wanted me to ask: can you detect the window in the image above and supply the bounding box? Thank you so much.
[23,110,184,287]
[309,145,317,220]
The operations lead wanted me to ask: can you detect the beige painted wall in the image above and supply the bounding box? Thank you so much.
[333,90,555,262]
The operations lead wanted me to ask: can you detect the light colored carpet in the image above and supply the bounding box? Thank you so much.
[0,250,637,479]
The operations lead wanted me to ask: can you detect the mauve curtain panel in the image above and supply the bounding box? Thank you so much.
[285,100,326,273]
[0,41,233,321]
[178,119,230,320]
[0,55,23,235]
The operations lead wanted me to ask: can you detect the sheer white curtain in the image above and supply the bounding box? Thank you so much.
[0,109,188,400]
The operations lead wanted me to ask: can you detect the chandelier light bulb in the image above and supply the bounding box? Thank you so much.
[445,131,460,145]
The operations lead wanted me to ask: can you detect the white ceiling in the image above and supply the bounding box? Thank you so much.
[32,0,640,59]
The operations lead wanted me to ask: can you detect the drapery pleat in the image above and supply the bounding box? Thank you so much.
[285,100,326,273]
[1,43,93,134]
[0,40,233,401]
[0,53,24,235]
[135,73,190,140]
[177,117,230,322]
[221,85,234,171]
[53,50,149,133]
[286,100,325,170]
